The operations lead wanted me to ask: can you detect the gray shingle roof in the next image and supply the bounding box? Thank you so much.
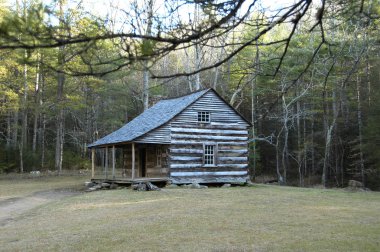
[88,89,210,148]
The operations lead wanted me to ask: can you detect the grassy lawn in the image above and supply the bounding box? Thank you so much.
[0,175,87,200]
[0,178,380,251]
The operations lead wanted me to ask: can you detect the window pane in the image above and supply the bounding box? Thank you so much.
[198,111,210,123]
[204,145,214,165]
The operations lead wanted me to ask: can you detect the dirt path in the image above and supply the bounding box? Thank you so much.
[0,189,82,226]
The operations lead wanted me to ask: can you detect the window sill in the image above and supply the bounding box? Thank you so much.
[203,165,217,168]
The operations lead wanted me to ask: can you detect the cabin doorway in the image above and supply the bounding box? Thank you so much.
[139,148,146,177]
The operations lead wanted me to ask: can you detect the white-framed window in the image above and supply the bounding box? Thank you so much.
[198,111,210,123]
[204,145,215,166]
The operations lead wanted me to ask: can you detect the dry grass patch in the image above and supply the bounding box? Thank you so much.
[0,175,87,200]
[1,183,380,251]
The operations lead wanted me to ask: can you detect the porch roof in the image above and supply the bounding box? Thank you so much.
[87,89,209,148]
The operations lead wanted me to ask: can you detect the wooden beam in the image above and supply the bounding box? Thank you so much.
[169,148,203,154]
[171,176,247,184]
[170,164,202,169]
[105,146,108,179]
[217,149,248,154]
[171,127,248,135]
[170,163,248,169]
[91,148,95,178]
[132,143,135,180]
[170,156,202,161]
[171,140,246,146]
[171,171,248,176]
[218,157,248,162]
[171,122,247,130]
[112,145,115,179]
[171,134,248,141]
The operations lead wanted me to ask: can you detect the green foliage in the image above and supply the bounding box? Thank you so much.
[0,2,50,46]
[0,0,379,191]
[62,150,90,170]
[0,145,17,173]
[363,88,380,189]
[140,39,157,56]
[248,139,262,178]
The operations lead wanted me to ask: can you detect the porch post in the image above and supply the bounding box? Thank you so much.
[105,146,108,179]
[112,145,116,179]
[132,143,135,180]
[91,148,95,179]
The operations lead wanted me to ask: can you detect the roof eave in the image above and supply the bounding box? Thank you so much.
[87,140,134,149]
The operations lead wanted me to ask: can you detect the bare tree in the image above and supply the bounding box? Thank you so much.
[19,49,28,173]
[18,0,29,173]
[32,52,40,153]
[141,0,154,110]
[55,0,66,174]
[1,0,372,80]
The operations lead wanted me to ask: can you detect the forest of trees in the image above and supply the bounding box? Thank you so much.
[0,0,379,189]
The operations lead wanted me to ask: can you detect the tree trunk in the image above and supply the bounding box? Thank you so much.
[321,82,329,187]
[322,83,339,187]
[322,124,334,187]
[331,89,337,185]
[193,4,201,90]
[41,113,46,169]
[19,143,23,173]
[303,101,308,185]
[296,85,303,187]
[183,49,193,92]
[55,0,65,174]
[32,109,38,152]
[142,66,149,110]
[213,66,219,90]
[276,126,284,184]
[40,66,46,169]
[20,49,28,173]
[251,42,259,179]
[310,105,315,177]
[6,111,11,148]
[12,111,19,148]
[55,71,65,174]
[251,79,256,180]
[281,93,288,185]
[32,57,40,152]
[356,74,365,185]
[142,0,154,111]
[365,34,371,107]
[230,88,242,107]
[194,42,201,90]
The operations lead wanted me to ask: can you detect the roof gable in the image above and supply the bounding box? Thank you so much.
[88,89,209,148]
[208,89,252,126]
[88,88,251,148]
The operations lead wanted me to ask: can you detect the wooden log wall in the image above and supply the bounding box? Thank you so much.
[169,91,250,184]
[135,123,171,144]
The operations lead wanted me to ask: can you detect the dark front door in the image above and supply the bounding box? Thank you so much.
[140,148,146,177]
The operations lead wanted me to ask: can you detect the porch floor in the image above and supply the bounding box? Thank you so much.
[91,177,170,186]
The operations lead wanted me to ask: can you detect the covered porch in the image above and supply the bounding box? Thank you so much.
[90,142,170,183]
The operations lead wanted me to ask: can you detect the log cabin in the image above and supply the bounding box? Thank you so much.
[88,88,251,184]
